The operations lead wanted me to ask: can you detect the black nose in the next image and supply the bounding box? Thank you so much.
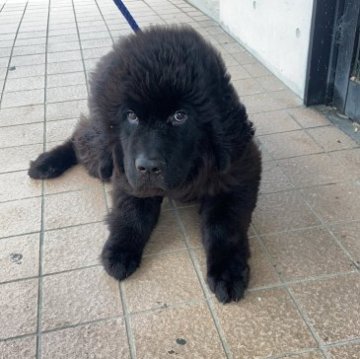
[135,156,164,175]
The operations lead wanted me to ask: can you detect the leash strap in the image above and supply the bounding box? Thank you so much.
[112,0,141,33]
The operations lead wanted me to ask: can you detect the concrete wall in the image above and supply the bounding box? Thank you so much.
[220,0,314,98]
[188,0,219,21]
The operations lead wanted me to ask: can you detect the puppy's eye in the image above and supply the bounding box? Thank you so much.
[127,111,138,124]
[172,111,188,125]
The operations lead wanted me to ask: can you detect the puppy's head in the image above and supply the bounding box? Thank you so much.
[93,26,240,196]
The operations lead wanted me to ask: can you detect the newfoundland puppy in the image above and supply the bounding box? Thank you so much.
[29,26,262,303]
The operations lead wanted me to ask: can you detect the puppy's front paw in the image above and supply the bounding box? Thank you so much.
[207,255,249,304]
[28,152,61,179]
[101,241,141,281]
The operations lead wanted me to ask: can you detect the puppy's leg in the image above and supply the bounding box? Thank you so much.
[28,140,77,179]
[200,187,257,303]
[101,190,162,280]
[73,114,113,181]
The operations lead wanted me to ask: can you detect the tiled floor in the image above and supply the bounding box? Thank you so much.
[0,0,359,358]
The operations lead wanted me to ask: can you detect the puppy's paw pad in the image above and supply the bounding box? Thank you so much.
[101,246,140,281]
[28,153,61,179]
[207,261,249,304]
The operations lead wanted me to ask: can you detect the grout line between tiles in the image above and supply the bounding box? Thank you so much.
[0,2,28,109]
[291,179,359,270]
[172,203,233,359]
[266,348,323,359]
[0,296,223,344]
[70,0,89,92]
[93,0,115,44]
[1,254,355,290]
[100,161,136,358]
[119,282,137,359]
[35,0,51,357]
[252,224,329,358]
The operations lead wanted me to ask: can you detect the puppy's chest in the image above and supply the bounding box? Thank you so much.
[172,170,233,202]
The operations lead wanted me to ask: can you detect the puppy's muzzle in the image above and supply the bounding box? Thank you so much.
[135,154,165,176]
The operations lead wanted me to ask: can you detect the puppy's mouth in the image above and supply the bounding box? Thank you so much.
[128,173,168,197]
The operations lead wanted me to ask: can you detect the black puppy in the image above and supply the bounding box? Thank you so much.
[29,26,262,303]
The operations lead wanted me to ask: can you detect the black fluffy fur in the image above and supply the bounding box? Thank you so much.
[28,26,262,303]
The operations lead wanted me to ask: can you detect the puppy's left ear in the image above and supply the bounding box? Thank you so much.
[212,100,255,173]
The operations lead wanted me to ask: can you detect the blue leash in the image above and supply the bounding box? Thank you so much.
[112,0,141,33]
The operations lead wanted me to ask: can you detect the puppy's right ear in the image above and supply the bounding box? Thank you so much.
[112,143,125,173]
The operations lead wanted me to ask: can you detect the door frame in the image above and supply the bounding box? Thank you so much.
[304,0,360,121]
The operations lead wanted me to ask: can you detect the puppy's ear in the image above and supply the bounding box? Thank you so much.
[112,143,125,172]
[211,100,255,173]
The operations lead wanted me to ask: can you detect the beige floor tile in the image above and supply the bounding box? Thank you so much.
[0,171,42,202]
[47,49,82,63]
[252,110,301,135]
[233,78,265,96]
[0,233,39,282]
[7,64,45,79]
[288,107,330,128]
[0,104,43,127]
[243,62,272,77]
[0,336,36,359]
[262,228,352,281]
[12,44,45,57]
[214,288,317,358]
[0,123,43,148]
[330,221,360,267]
[124,251,203,312]
[307,126,357,151]
[248,238,281,288]
[43,222,107,274]
[47,71,86,88]
[301,182,360,224]
[41,319,130,359]
[281,352,325,359]
[227,64,251,80]
[290,274,360,344]
[132,302,226,359]
[44,166,101,194]
[0,279,38,339]
[45,118,77,143]
[177,206,202,248]
[328,343,360,359]
[329,149,360,180]
[46,99,88,121]
[253,190,321,234]
[0,197,41,238]
[0,144,43,173]
[48,41,80,53]
[47,60,84,75]
[47,84,87,103]
[259,130,323,159]
[277,153,351,187]
[144,209,186,255]
[270,89,303,108]
[44,189,107,230]
[10,54,45,67]
[257,140,273,161]
[4,75,44,92]
[260,160,294,193]
[257,75,288,92]
[1,89,44,108]
[244,92,292,113]
[41,266,122,331]
[231,50,256,64]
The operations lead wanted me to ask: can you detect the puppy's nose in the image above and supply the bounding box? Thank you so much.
[135,156,163,175]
